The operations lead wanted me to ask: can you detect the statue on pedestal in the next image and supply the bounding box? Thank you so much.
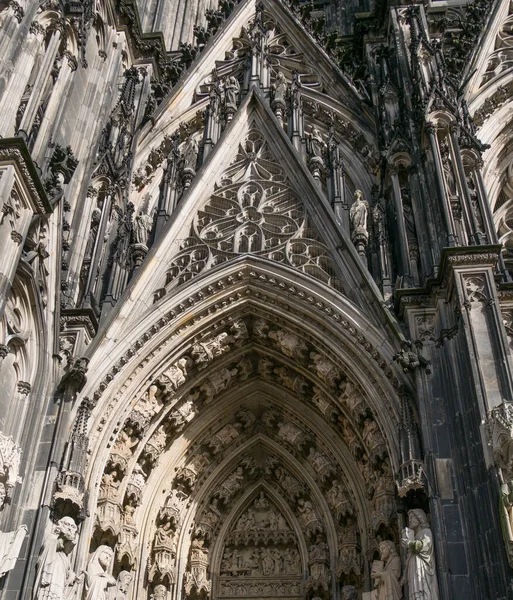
[85,545,117,600]
[32,517,80,600]
[401,509,439,600]
[0,524,27,578]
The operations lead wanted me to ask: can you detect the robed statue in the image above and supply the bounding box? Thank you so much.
[32,517,80,600]
[84,545,117,600]
[371,540,402,600]
[401,509,439,600]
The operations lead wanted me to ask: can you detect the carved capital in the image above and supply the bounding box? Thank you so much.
[17,381,31,395]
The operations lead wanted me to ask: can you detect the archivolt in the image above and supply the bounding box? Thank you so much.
[71,258,408,600]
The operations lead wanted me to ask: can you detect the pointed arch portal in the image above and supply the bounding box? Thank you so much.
[65,10,412,600]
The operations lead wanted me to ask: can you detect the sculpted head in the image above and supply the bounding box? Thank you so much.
[118,570,132,593]
[153,584,168,600]
[355,190,363,202]
[379,540,397,560]
[408,508,429,530]
[98,545,114,569]
[341,585,358,600]
[57,517,78,542]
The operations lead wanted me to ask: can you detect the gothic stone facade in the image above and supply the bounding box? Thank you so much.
[0,0,513,599]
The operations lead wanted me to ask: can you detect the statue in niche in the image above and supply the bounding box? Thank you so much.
[341,585,358,600]
[349,190,368,233]
[273,71,287,105]
[261,547,275,576]
[284,548,301,574]
[0,525,27,578]
[32,517,80,600]
[371,540,402,600]
[134,210,153,246]
[179,135,199,172]
[401,509,439,600]
[224,76,240,111]
[109,570,132,600]
[309,535,329,561]
[155,521,176,550]
[216,466,244,502]
[85,545,116,600]
[308,126,326,160]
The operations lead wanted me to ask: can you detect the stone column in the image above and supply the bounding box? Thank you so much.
[390,167,412,282]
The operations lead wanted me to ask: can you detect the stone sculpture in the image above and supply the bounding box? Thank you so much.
[0,525,27,578]
[341,585,358,600]
[371,540,402,600]
[349,190,368,233]
[32,517,79,600]
[401,509,439,600]
[84,545,117,600]
[109,570,132,600]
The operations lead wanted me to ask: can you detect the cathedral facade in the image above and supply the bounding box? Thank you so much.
[0,0,513,598]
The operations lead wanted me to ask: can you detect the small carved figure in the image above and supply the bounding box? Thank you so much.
[224,76,240,111]
[401,509,439,600]
[216,467,244,502]
[273,71,287,105]
[349,190,368,232]
[155,521,176,549]
[179,135,199,172]
[85,545,116,600]
[32,517,79,600]
[134,210,153,246]
[309,126,325,159]
[371,540,402,600]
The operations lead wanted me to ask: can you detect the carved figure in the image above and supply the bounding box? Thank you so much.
[134,211,153,246]
[371,540,402,600]
[209,422,242,453]
[309,126,325,159]
[297,499,322,536]
[273,71,287,105]
[179,135,199,172]
[32,517,79,600]
[224,76,240,111]
[85,545,116,600]
[401,509,439,600]
[327,480,352,519]
[0,525,27,578]
[277,422,307,450]
[155,521,176,550]
[216,467,244,502]
[349,190,368,232]
[109,570,132,600]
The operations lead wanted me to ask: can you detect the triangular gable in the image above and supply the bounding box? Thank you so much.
[109,89,395,336]
[136,0,371,160]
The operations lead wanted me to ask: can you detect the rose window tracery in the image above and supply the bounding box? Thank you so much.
[162,128,344,295]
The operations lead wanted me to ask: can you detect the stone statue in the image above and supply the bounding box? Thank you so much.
[273,71,287,105]
[134,211,153,246]
[109,570,132,600]
[401,509,439,600]
[179,135,199,172]
[84,545,117,600]
[224,76,240,111]
[0,525,27,578]
[32,517,79,600]
[371,540,402,600]
[309,126,325,160]
[341,585,358,600]
[349,190,368,232]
